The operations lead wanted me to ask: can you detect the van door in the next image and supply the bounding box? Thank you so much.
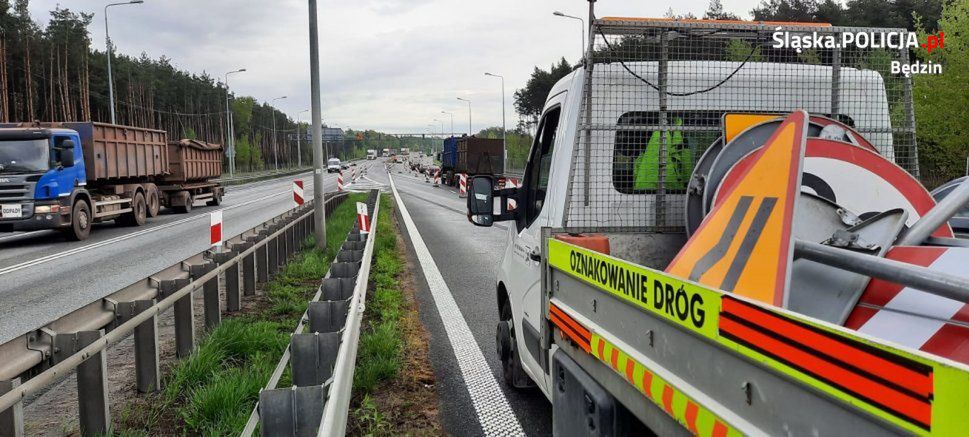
[506,103,562,387]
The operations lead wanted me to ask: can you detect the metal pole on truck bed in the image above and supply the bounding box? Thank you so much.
[308,0,327,249]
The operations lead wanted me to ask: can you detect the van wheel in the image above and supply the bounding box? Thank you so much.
[65,200,92,241]
[497,301,531,388]
[146,186,161,217]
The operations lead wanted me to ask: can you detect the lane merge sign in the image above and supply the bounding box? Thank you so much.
[667,110,808,308]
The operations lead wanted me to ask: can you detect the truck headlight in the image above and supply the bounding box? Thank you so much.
[34,205,60,214]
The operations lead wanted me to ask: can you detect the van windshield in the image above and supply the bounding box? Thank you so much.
[328,159,340,165]
[0,139,50,174]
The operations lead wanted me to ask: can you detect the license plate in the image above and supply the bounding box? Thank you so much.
[0,204,23,218]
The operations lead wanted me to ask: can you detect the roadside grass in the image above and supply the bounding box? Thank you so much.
[351,194,406,432]
[122,192,367,435]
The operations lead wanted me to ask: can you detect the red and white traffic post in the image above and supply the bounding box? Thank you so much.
[210,209,223,248]
[458,173,468,197]
[293,179,305,208]
[433,170,441,187]
[507,178,520,210]
[337,170,344,192]
[356,202,371,234]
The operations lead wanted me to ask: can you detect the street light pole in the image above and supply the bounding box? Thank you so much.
[432,119,444,154]
[440,111,453,138]
[457,97,472,136]
[308,0,326,250]
[553,11,585,59]
[485,72,506,174]
[297,109,309,168]
[270,95,287,171]
[104,0,144,125]
[224,68,246,177]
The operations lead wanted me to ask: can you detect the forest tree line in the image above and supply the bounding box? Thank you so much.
[0,1,339,172]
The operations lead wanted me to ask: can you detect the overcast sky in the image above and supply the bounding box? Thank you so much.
[27,0,760,134]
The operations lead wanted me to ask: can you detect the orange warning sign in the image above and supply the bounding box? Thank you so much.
[667,110,808,307]
[722,113,781,144]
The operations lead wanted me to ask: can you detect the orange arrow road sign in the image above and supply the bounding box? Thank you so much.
[667,110,808,307]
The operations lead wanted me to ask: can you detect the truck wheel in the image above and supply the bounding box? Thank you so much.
[174,194,193,214]
[206,191,222,207]
[65,200,92,241]
[146,186,160,217]
[118,192,147,227]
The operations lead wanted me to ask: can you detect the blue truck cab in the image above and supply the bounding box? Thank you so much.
[0,127,84,234]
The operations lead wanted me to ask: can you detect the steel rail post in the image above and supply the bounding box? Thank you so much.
[0,379,22,437]
[132,300,159,393]
[76,330,109,436]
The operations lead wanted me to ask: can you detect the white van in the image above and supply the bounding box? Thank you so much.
[469,59,896,398]
[326,157,341,173]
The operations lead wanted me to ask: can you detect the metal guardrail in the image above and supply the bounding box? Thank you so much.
[242,189,380,437]
[217,167,314,185]
[0,192,348,436]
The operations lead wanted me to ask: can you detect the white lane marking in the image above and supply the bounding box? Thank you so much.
[388,174,523,436]
[0,181,319,277]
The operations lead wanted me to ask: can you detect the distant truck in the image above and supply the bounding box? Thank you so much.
[440,136,503,186]
[381,148,390,157]
[366,149,377,160]
[0,122,223,240]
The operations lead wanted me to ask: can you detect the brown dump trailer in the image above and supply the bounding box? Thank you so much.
[164,139,223,182]
[455,137,503,181]
[0,121,224,241]
[0,121,170,181]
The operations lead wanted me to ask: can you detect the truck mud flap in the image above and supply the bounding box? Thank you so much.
[552,350,649,437]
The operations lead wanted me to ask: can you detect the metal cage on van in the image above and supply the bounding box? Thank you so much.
[563,19,918,234]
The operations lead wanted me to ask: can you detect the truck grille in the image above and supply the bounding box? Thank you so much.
[0,184,29,201]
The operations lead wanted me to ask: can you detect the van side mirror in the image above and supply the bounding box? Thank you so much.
[468,176,495,226]
[467,175,519,227]
[59,147,75,168]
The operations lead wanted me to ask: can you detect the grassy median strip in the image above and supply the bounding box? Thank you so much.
[119,193,367,435]
[354,194,404,395]
[348,194,441,435]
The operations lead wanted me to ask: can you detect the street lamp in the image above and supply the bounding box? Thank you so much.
[104,0,144,125]
[270,95,287,171]
[457,97,472,136]
[432,119,445,154]
[440,111,454,138]
[296,109,310,168]
[485,72,506,174]
[553,11,585,59]
[224,68,246,177]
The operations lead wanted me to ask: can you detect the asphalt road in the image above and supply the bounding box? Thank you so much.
[369,162,553,436]
[0,170,333,344]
